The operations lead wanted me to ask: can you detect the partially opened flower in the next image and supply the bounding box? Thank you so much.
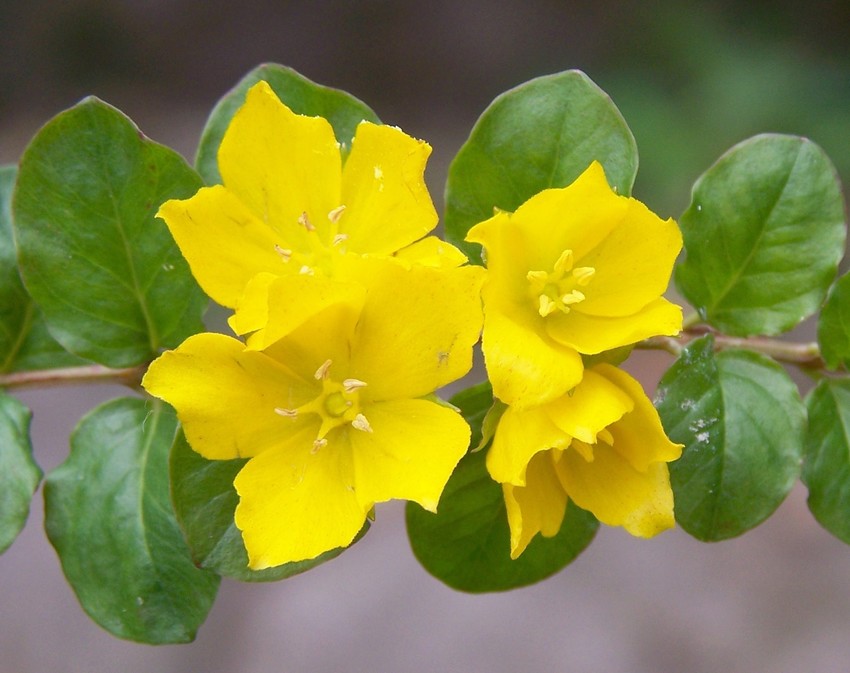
[466,161,682,408]
[486,364,682,559]
[143,261,484,568]
[157,80,465,340]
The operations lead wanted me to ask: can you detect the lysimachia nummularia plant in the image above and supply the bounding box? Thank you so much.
[1,63,847,642]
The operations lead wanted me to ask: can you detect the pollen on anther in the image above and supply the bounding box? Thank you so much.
[298,211,315,231]
[328,205,346,223]
[311,438,328,453]
[274,407,297,418]
[343,378,367,392]
[314,359,332,380]
[351,413,373,433]
[274,245,292,261]
[332,233,348,246]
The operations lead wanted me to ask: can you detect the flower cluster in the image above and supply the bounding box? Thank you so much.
[468,162,684,558]
[143,80,684,568]
[143,82,483,568]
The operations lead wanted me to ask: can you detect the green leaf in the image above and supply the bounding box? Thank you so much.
[44,398,220,643]
[818,272,850,370]
[406,449,598,593]
[406,384,597,592]
[195,63,380,184]
[656,335,805,540]
[170,428,350,582]
[0,392,40,554]
[13,99,208,368]
[1,166,84,373]
[803,379,850,544]
[444,70,638,264]
[675,134,846,336]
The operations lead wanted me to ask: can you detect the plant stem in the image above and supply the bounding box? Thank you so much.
[638,329,826,369]
[0,363,147,391]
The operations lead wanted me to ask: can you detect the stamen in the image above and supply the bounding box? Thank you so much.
[526,270,548,284]
[328,205,346,223]
[314,359,332,380]
[373,166,383,180]
[298,211,315,231]
[572,267,595,286]
[332,233,349,246]
[351,413,373,433]
[597,428,614,445]
[553,249,574,275]
[311,437,328,453]
[538,295,557,317]
[274,407,298,418]
[274,245,292,261]
[342,378,367,392]
[561,290,585,305]
[299,265,314,275]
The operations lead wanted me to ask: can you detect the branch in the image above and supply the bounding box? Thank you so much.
[0,363,147,391]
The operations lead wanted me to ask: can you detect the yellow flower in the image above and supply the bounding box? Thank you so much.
[486,364,682,559]
[143,261,484,568]
[466,161,682,408]
[157,80,465,341]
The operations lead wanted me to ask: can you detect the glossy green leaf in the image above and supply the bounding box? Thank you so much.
[444,70,638,264]
[656,336,805,541]
[676,134,846,336]
[0,393,40,554]
[1,166,84,373]
[195,63,380,184]
[13,99,207,368]
[818,272,850,370]
[44,398,220,643]
[406,384,598,592]
[803,379,850,544]
[170,428,349,582]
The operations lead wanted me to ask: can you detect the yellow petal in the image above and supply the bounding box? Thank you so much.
[511,162,628,272]
[554,443,675,537]
[547,297,683,354]
[157,186,283,308]
[543,368,634,444]
[219,81,341,248]
[234,435,366,568]
[347,399,469,511]
[466,210,532,307]
[482,307,583,407]
[348,262,485,400]
[340,121,437,255]
[228,272,278,336]
[576,201,682,317]
[241,274,367,351]
[503,450,568,559]
[486,405,568,485]
[393,236,468,269]
[142,333,316,460]
[593,365,683,471]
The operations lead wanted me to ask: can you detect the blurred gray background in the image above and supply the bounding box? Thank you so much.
[2,1,850,671]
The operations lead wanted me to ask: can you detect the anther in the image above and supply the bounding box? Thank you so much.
[298,211,315,231]
[274,407,297,418]
[351,413,373,433]
[342,378,367,393]
[311,437,328,453]
[561,290,585,305]
[572,267,595,286]
[299,265,314,275]
[274,245,292,261]
[328,205,346,223]
[538,295,557,317]
[314,359,332,380]
[553,249,574,274]
[332,233,348,246]
[597,428,614,445]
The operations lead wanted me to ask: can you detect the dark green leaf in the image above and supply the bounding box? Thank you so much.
[195,63,380,184]
[444,70,638,264]
[676,134,846,336]
[13,99,207,368]
[656,335,805,540]
[170,428,349,582]
[1,166,84,372]
[0,392,40,554]
[818,272,850,370]
[44,398,219,643]
[407,448,598,592]
[803,379,850,544]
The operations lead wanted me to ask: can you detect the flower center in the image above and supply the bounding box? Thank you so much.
[527,249,595,317]
[273,206,349,276]
[274,358,371,453]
